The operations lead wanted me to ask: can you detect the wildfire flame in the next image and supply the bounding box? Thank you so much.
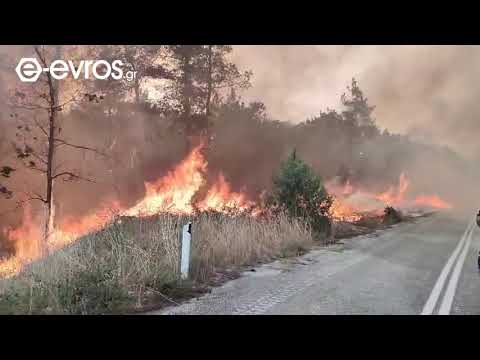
[1,141,257,276]
[124,142,256,216]
[1,203,42,276]
[329,198,363,222]
[0,138,454,277]
[197,174,255,212]
[326,172,452,222]
[124,143,207,216]
[413,195,452,209]
[375,173,409,206]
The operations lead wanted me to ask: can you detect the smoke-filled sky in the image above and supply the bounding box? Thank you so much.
[2,45,479,159]
[1,44,479,236]
[233,45,480,160]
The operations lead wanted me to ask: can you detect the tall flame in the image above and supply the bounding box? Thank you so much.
[0,203,42,276]
[1,139,454,277]
[197,173,255,212]
[124,143,207,216]
[1,141,257,276]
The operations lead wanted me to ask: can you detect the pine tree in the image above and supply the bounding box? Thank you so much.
[271,149,332,235]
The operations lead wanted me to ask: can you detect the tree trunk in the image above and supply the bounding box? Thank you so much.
[42,45,61,256]
[182,53,192,121]
[205,45,213,118]
[134,83,140,104]
[133,63,140,104]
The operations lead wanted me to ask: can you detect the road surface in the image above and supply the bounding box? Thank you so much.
[154,212,480,315]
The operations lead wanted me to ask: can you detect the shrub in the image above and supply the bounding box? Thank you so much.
[383,206,402,225]
[270,149,332,236]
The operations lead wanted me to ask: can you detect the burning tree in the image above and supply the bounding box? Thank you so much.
[8,45,105,255]
[270,149,332,236]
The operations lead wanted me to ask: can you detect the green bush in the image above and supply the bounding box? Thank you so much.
[0,264,132,315]
[383,206,402,225]
[270,149,332,236]
[54,264,131,315]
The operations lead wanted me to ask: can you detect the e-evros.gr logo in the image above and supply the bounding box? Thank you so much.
[15,57,137,83]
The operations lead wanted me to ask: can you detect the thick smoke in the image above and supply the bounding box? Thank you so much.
[229,45,480,216]
[1,44,480,247]
[233,45,480,160]
[0,45,189,235]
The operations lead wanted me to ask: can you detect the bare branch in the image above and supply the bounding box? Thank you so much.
[213,78,252,90]
[0,199,28,218]
[27,195,47,203]
[52,171,95,183]
[34,46,48,69]
[28,166,47,174]
[31,190,46,200]
[10,103,49,111]
[57,89,83,109]
[14,191,47,206]
[32,116,49,138]
[30,152,48,166]
[54,138,107,157]
[53,161,67,174]
[11,190,47,204]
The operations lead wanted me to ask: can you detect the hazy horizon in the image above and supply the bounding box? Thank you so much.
[233,45,480,160]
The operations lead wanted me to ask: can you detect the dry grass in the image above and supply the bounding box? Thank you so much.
[191,212,314,280]
[0,211,313,314]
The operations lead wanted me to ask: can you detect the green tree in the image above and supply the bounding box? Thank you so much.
[199,45,252,117]
[92,45,171,105]
[341,78,379,140]
[158,46,252,136]
[270,149,332,235]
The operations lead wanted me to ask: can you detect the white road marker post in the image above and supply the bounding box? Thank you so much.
[180,222,192,280]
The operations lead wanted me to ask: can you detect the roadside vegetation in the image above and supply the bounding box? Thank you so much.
[0,45,441,315]
[0,210,314,314]
[383,206,403,225]
[0,145,406,315]
[269,149,332,238]
[0,149,334,315]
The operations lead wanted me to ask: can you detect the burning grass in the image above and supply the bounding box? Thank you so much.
[0,141,453,313]
[0,210,313,314]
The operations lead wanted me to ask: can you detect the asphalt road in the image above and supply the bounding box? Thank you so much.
[155,212,480,315]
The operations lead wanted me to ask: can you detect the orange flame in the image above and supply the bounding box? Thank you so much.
[124,143,207,216]
[1,141,257,276]
[375,173,409,206]
[329,198,362,222]
[326,172,452,222]
[0,203,42,276]
[124,142,255,216]
[197,174,255,212]
[1,140,454,277]
[342,180,354,196]
[413,195,452,209]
